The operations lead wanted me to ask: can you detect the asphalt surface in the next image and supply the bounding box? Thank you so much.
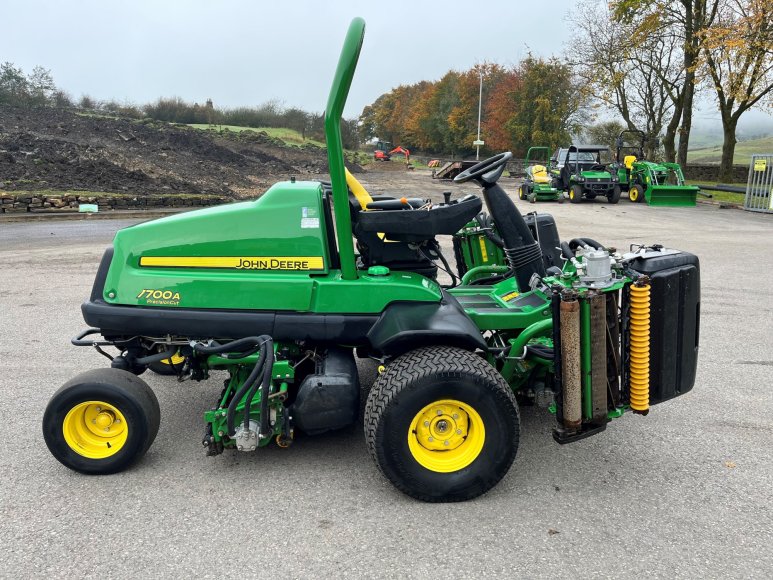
[1,176,772,578]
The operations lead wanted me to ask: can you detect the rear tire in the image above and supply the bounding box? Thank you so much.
[519,185,526,200]
[608,186,621,204]
[569,185,584,204]
[629,184,645,203]
[364,346,520,502]
[43,368,160,474]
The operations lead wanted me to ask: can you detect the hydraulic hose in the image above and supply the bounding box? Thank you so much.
[226,358,265,437]
[135,348,178,365]
[569,238,604,251]
[474,213,504,248]
[560,241,574,260]
[195,336,273,436]
[194,337,264,357]
[243,337,275,437]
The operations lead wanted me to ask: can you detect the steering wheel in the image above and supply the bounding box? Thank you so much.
[590,164,606,171]
[453,152,513,186]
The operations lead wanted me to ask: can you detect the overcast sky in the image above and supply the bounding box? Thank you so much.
[2,0,770,132]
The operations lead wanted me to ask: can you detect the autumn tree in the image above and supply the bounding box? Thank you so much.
[701,0,773,178]
[505,57,584,156]
[569,1,686,160]
[610,0,721,166]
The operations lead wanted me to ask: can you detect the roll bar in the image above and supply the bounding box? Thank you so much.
[325,17,365,280]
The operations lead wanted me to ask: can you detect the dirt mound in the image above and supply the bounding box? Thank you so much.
[0,106,332,197]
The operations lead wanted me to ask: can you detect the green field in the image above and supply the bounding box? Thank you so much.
[687,135,773,165]
[188,124,326,148]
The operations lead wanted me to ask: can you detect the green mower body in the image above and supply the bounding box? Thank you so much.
[43,18,701,503]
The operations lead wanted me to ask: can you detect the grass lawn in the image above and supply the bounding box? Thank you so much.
[188,124,326,148]
[686,180,748,204]
[687,136,773,165]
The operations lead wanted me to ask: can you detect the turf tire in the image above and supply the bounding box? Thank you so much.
[364,346,520,502]
[43,368,160,474]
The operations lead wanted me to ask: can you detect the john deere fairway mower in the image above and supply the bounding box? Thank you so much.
[518,147,563,203]
[614,130,698,206]
[555,145,621,204]
[43,18,700,502]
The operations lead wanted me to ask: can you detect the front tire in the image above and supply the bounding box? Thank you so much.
[629,183,645,203]
[364,346,520,502]
[608,185,621,204]
[43,368,160,474]
[569,185,584,204]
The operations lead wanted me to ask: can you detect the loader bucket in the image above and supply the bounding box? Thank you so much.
[645,185,699,207]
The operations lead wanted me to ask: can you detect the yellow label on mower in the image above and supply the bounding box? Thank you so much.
[139,256,324,270]
[478,237,489,262]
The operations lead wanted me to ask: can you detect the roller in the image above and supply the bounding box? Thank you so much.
[560,290,581,430]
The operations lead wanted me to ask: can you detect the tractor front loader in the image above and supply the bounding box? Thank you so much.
[615,130,698,207]
[43,18,700,503]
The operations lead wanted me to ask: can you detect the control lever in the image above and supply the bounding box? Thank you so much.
[443,191,452,205]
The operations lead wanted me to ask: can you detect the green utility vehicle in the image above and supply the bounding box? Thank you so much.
[43,18,700,502]
[519,147,562,203]
[554,145,621,204]
[614,130,698,206]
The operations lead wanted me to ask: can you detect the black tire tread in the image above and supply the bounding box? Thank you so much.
[364,346,519,502]
[44,368,160,472]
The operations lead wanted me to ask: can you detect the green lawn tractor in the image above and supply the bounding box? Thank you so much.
[43,18,700,503]
[555,145,621,204]
[615,130,698,207]
[518,147,563,203]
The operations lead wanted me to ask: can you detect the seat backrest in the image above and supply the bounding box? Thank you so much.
[624,155,637,169]
[528,164,551,183]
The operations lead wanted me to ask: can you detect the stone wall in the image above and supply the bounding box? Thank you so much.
[0,193,230,214]
[682,164,749,183]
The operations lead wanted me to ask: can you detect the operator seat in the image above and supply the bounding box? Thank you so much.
[527,164,551,184]
[343,170,482,279]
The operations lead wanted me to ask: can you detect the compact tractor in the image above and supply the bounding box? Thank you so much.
[518,147,562,203]
[43,19,700,502]
[554,145,621,204]
[614,130,698,206]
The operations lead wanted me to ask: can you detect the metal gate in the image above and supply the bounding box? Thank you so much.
[744,154,773,213]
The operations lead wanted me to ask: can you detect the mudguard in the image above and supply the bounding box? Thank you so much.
[367,291,486,356]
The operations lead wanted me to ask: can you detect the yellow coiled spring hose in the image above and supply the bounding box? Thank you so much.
[629,282,651,413]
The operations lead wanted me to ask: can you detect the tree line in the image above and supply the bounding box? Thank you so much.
[0,62,361,149]
[358,58,584,160]
[360,0,772,179]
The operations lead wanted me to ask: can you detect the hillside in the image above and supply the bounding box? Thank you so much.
[0,106,335,198]
[687,135,773,165]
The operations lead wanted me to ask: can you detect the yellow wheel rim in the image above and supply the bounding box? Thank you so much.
[160,350,185,366]
[569,189,575,199]
[63,401,128,459]
[408,399,485,473]
[630,188,639,201]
